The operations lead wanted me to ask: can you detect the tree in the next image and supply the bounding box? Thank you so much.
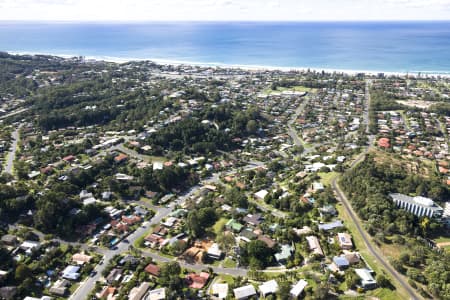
[158,262,182,291]
[15,264,31,282]
[170,240,187,256]
[186,211,202,238]
[313,283,330,300]
[246,120,258,134]
[186,207,218,238]
[240,240,274,269]
[277,281,291,300]
[217,232,236,254]
[376,274,391,289]
[345,269,359,290]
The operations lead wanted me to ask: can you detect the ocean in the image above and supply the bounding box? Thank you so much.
[1,21,450,74]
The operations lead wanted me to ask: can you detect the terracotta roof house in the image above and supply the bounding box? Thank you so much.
[114,153,128,163]
[257,235,277,248]
[96,286,116,300]
[378,138,390,149]
[144,264,160,277]
[186,272,210,289]
[62,155,76,162]
[72,253,93,265]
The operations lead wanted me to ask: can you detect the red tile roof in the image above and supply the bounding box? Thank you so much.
[144,264,160,277]
[378,138,390,148]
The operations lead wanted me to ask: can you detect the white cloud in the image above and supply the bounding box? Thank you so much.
[0,0,449,21]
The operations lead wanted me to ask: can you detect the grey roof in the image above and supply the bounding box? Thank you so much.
[318,220,343,231]
[233,285,256,299]
[389,193,443,212]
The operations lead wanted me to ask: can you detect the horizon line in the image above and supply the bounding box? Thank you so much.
[1,19,450,23]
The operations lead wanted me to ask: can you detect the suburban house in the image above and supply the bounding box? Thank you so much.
[146,288,166,300]
[254,189,269,201]
[144,264,160,277]
[243,213,263,227]
[275,244,295,264]
[128,282,150,300]
[355,268,377,290]
[185,272,210,289]
[258,279,279,298]
[318,220,344,231]
[225,219,244,233]
[210,283,228,299]
[233,285,257,300]
[207,243,222,260]
[61,265,81,281]
[49,279,70,296]
[290,279,308,299]
[337,233,353,249]
[306,236,324,256]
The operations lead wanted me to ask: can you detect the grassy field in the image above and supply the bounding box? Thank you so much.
[434,236,450,243]
[217,274,235,285]
[317,171,338,186]
[379,239,403,260]
[263,85,316,95]
[336,204,409,300]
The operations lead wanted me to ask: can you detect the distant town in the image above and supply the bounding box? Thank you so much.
[0,52,449,300]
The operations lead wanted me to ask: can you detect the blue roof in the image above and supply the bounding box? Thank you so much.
[318,220,343,231]
[333,256,349,267]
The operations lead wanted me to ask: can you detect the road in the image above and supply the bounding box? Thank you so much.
[287,94,315,155]
[332,178,420,300]
[330,81,420,300]
[3,127,19,174]
[111,143,164,163]
[69,206,173,300]
[0,107,29,120]
[69,168,248,300]
[363,79,372,135]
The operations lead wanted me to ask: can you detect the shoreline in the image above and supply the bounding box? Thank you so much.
[6,50,450,78]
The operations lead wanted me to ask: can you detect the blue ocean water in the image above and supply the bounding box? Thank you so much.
[0,21,449,73]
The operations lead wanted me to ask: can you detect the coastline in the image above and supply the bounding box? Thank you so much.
[6,50,450,78]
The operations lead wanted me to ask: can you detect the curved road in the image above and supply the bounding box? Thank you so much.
[4,127,19,174]
[332,176,419,300]
[330,79,420,300]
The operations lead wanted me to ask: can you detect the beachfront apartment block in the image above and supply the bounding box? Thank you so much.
[389,193,443,218]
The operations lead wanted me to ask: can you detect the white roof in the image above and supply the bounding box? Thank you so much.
[254,189,269,199]
[128,282,150,300]
[354,268,376,285]
[207,243,222,257]
[290,279,308,297]
[146,288,166,300]
[234,285,256,299]
[83,197,98,206]
[21,240,40,249]
[211,283,229,299]
[259,279,279,296]
[153,162,164,170]
[62,265,80,280]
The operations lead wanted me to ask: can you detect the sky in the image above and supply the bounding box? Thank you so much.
[0,0,449,21]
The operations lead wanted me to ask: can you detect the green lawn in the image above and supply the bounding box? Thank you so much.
[213,218,228,236]
[434,236,450,243]
[222,258,237,268]
[217,274,235,285]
